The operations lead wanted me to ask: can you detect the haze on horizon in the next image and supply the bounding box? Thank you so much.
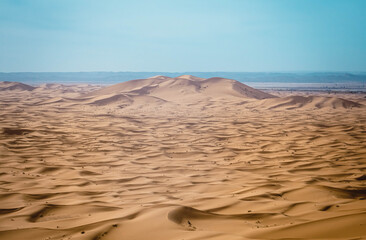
[1,0,366,73]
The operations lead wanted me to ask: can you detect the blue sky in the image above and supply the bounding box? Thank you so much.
[0,0,365,72]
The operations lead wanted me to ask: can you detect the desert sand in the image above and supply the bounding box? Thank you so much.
[0,75,365,240]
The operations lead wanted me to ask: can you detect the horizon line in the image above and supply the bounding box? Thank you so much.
[1,71,366,74]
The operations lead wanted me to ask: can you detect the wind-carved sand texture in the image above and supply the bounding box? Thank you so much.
[0,76,365,240]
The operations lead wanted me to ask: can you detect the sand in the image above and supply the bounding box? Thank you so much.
[0,76,365,240]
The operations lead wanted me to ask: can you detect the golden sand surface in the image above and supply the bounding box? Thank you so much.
[0,76,365,240]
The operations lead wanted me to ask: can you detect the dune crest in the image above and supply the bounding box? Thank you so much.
[175,75,205,81]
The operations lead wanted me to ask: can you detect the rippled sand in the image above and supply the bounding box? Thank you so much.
[0,79,366,240]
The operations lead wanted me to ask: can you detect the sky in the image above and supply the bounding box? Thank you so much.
[0,0,366,72]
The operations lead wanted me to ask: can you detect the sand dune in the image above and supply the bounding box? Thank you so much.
[255,95,363,110]
[79,76,363,109]
[0,77,365,240]
[83,76,275,104]
[0,81,35,91]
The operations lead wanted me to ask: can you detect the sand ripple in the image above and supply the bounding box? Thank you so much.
[0,82,365,239]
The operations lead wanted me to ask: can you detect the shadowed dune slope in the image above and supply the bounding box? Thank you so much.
[0,81,35,91]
